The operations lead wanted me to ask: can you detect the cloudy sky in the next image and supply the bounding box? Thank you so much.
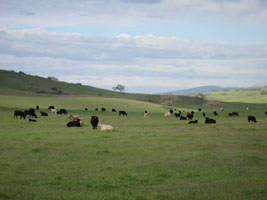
[0,0,267,93]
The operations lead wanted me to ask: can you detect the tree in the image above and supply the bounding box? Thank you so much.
[112,84,125,92]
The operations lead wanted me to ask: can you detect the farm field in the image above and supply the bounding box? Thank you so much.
[0,95,267,200]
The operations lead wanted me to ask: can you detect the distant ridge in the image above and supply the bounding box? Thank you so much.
[169,86,239,95]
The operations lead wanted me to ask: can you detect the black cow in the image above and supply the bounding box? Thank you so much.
[85,108,88,111]
[119,111,127,116]
[24,109,37,118]
[112,109,117,112]
[213,111,219,116]
[180,116,187,120]
[90,116,99,130]
[229,113,233,116]
[265,111,267,115]
[188,120,198,124]
[57,109,68,115]
[29,119,37,122]
[169,109,174,114]
[40,111,48,116]
[67,120,81,127]
[14,110,25,119]
[248,116,257,123]
[36,105,39,110]
[95,108,98,111]
[198,108,202,112]
[48,105,55,110]
[101,108,106,112]
[202,112,206,117]
[232,112,239,117]
[174,113,181,118]
[205,117,216,124]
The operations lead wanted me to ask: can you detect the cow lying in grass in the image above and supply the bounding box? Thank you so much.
[205,117,216,124]
[188,120,198,124]
[99,122,113,130]
[67,120,81,127]
[40,111,48,116]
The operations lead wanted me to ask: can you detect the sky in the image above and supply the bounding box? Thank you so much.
[0,0,267,93]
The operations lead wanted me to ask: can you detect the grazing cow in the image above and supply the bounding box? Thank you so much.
[95,108,98,111]
[112,109,116,112]
[57,109,68,115]
[14,110,25,119]
[188,120,198,124]
[99,122,113,131]
[164,112,171,117]
[36,105,39,110]
[67,120,81,127]
[248,116,257,123]
[29,119,36,122]
[101,108,106,112]
[40,111,48,116]
[232,112,239,117]
[174,113,181,118]
[90,116,99,130]
[48,105,55,110]
[24,109,37,118]
[51,109,57,114]
[119,111,128,116]
[85,108,88,111]
[187,112,194,120]
[69,115,82,122]
[213,111,219,116]
[205,117,216,124]
[198,108,202,112]
[180,116,187,120]
[202,112,206,117]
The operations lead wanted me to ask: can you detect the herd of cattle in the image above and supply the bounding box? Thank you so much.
[14,105,266,129]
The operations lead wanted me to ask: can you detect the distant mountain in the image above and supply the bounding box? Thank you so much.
[169,86,239,95]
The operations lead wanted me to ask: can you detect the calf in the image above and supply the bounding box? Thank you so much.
[205,117,216,124]
[57,109,68,115]
[14,110,25,119]
[67,120,81,127]
[51,109,57,114]
[40,111,48,116]
[248,116,257,123]
[119,111,128,116]
[232,112,239,117]
[188,120,198,124]
[186,112,194,120]
[90,116,99,130]
[164,112,171,117]
[202,112,206,117]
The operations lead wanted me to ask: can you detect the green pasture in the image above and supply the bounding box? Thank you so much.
[206,88,267,103]
[0,95,267,200]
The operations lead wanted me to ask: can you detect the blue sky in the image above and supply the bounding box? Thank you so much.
[0,0,267,93]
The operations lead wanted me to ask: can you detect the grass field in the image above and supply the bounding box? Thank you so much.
[205,88,267,103]
[0,95,267,200]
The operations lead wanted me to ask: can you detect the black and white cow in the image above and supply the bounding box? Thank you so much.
[248,116,257,123]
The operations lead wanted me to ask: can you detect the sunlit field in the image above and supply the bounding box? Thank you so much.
[0,96,267,200]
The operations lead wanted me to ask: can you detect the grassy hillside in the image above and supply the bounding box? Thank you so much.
[205,88,267,103]
[1,95,267,199]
